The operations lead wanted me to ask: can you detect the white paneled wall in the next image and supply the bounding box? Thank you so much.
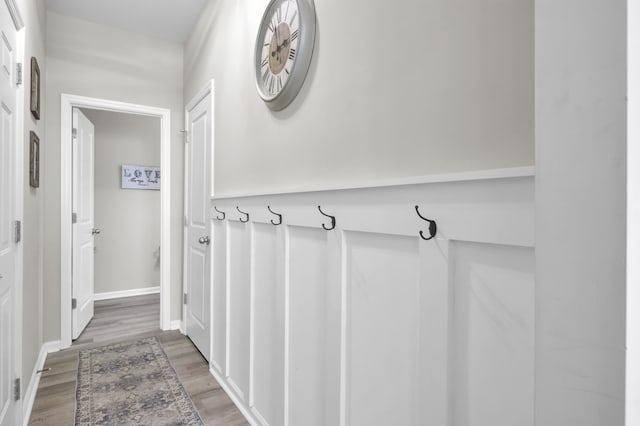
[208,169,535,426]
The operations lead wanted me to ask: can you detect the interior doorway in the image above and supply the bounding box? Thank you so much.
[72,108,162,340]
[59,94,173,348]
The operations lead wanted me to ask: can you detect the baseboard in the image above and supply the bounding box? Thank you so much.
[209,366,259,426]
[94,286,160,301]
[42,340,64,353]
[23,340,62,425]
[170,320,183,333]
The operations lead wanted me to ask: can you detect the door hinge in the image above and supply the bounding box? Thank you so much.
[72,128,78,139]
[14,378,20,401]
[72,213,77,224]
[183,293,187,305]
[14,220,21,243]
[72,298,77,309]
[15,63,22,86]
[180,129,189,143]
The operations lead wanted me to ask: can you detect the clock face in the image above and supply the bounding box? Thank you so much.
[255,0,316,110]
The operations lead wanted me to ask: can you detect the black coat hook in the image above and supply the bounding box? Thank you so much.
[214,206,226,221]
[237,206,249,223]
[318,206,336,231]
[267,206,282,226]
[415,205,437,241]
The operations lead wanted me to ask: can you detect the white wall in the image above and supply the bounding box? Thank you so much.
[184,0,534,196]
[44,12,184,341]
[82,109,160,295]
[535,0,626,424]
[18,0,46,392]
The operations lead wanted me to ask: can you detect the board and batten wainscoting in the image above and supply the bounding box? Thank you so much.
[208,167,535,426]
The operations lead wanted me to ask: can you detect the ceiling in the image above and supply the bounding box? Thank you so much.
[45,0,208,43]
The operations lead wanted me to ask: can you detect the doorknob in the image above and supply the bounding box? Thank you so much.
[92,228,101,235]
[198,236,210,245]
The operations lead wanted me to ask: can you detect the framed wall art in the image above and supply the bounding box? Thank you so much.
[30,131,39,188]
[30,57,40,120]
[121,164,160,190]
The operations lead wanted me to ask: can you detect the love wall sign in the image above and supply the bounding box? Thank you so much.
[121,165,161,190]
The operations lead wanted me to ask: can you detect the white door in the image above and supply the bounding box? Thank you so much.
[0,2,19,424]
[184,89,212,360]
[72,108,95,340]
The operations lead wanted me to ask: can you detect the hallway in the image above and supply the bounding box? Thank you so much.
[28,295,247,425]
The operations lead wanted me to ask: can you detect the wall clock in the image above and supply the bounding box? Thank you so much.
[254,0,316,111]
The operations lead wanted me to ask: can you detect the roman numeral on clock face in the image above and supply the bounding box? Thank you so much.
[288,48,296,61]
[291,29,299,41]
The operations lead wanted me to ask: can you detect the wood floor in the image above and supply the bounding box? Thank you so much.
[28,294,248,425]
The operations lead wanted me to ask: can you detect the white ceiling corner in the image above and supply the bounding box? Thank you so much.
[45,0,208,43]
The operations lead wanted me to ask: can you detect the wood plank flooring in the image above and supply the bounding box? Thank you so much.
[28,294,248,426]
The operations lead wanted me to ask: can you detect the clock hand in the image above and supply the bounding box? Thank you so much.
[272,38,289,65]
[274,24,281,62]
[278,38,289,50]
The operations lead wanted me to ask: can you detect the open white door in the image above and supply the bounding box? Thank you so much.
[184,86,213,360]
[0,2,19,423]
[72,108,95,340]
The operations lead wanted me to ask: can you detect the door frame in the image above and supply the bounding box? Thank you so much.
[182,79,214,343]
[9,0,25,421]
[627,0,639,422]
[60,94,172,348]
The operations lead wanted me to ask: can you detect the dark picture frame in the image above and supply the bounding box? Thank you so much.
[30,57,40,120]
[29,131,39,188]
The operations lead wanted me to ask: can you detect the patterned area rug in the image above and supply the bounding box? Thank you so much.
[75,337,204,425]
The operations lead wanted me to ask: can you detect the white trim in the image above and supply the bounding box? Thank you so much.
[211,166,535,201]
[248,223,256,408]
[339,231,349,426]
[93,286,160,301]
[250,407,269,426]
[283,225,291,426]
[22,341,62,426]
[225,225,232,377]
[22,344,47,426]
[185,79,213,116]
[227,377,245,403]
[210,359,224,378]
[14,16,25,425]
[209,367,259,426]
[627,0,640,423]
[60,94,172,348]
[170,320,183,332]
[42,340,64,354]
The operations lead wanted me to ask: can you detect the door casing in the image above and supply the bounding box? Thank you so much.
[627,0,640,422]
[60,94,172,348]
[1,1,24,423]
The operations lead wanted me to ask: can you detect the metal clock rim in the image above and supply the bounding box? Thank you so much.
[254,0,316,111]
